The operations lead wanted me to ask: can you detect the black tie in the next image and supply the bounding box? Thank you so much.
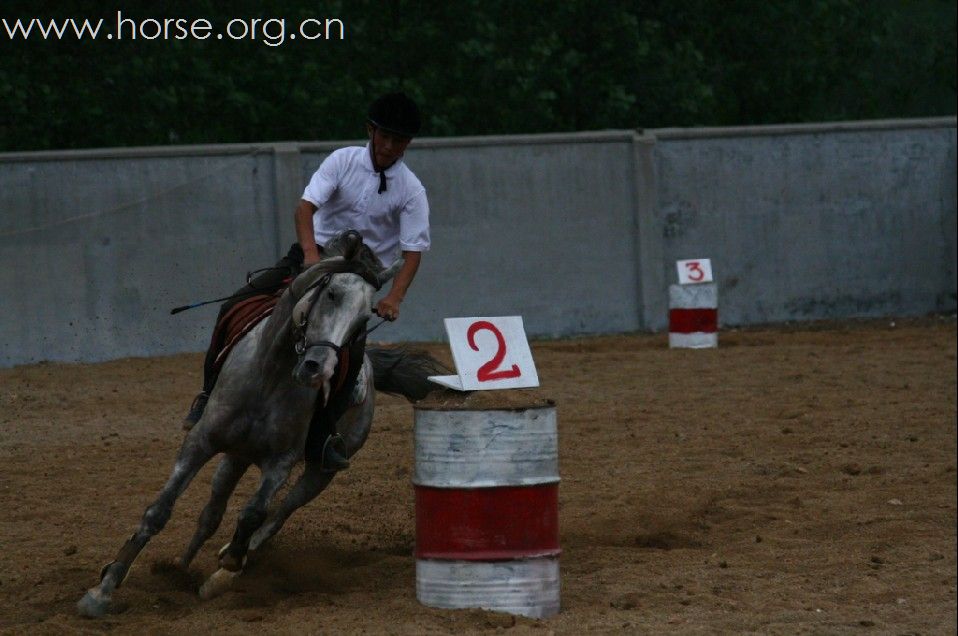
[378,170,387,194]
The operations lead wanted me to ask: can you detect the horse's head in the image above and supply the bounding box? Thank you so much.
[288,235,402,404]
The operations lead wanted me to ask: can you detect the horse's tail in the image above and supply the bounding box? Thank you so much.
[366,346,450,402]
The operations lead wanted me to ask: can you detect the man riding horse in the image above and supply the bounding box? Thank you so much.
[183,92,429,473]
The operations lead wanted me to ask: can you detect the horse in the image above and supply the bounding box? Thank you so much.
[77,230,447,618]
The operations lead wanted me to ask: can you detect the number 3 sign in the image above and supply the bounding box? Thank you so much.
[676,258,714,285]
[428,316,540,391]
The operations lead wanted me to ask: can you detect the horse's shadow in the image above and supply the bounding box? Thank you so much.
[147,536,413,609]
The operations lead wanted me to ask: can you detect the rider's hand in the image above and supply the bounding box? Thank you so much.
[301,243,322,270]
[376,295,401,321]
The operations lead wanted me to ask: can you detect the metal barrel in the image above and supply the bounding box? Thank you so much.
[669,282,719,348]
[413,401,560,619]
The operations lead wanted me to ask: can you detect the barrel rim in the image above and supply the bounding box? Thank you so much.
[413,400,556,412]
[412,477,561,487]
[415,549,563,561]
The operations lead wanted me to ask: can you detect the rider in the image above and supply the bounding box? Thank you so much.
[182,92,430,472]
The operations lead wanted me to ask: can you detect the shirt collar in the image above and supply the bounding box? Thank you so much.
[363,142,403,175]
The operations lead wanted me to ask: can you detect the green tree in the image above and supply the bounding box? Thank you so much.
[0,0,954,151]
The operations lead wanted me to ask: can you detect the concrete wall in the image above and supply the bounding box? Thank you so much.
[0,148,280,365]
[0,118,954,366]
[300,133,642,342]
[644,119,957,330]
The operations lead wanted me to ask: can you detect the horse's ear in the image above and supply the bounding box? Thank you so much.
[291,257,345,299]
[376,257,404,288]
[341,230,362,260]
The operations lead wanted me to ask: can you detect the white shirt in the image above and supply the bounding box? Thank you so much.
[302,144,430,267]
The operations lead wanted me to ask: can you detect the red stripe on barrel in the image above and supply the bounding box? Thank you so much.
[415,484,560,560]
[669,308,718,334]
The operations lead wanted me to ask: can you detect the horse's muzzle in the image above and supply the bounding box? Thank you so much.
[292,351,338,405]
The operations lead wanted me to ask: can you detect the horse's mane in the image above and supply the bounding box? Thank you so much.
[287,230,388,301]
[293,230,389,297]
[321,230,385,280]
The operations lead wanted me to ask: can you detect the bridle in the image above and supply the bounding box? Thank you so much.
[292,272,389,359]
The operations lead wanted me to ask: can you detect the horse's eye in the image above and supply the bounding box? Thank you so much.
[327,290,336,301]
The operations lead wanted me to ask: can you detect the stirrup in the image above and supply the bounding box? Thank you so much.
[182,391,209,431]
[321,434,350,472]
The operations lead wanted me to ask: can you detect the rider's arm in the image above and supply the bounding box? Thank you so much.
[299,151,345,267]
[376,251,421,320]
[294,199,322,266]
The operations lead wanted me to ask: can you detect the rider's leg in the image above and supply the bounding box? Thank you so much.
[182,244,304,430]
[305,335,367,471]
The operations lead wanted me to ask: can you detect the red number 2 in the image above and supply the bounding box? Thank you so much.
[685,261,705,282]
[467,321,521,382]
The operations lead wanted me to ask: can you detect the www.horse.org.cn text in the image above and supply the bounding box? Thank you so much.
[2,12,346,47]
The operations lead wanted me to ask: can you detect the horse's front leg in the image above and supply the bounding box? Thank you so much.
[178,454,251,568]
[249,461,335,551]
[199,453,297,599]
[250,372,375,551]
[77,438,215,617]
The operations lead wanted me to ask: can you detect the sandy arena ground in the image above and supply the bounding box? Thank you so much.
[0,317,955,634]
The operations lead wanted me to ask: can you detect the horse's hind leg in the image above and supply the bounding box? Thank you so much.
[77,440,215,618]
[249,461,335,551]
[199,455,296,600]
[178,454,250,568]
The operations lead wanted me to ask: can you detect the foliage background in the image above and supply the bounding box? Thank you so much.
[1,0,955,152]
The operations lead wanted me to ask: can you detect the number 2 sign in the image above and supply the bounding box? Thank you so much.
[428,316,540,391]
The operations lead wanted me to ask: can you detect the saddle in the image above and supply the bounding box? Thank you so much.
[209,289,285,374]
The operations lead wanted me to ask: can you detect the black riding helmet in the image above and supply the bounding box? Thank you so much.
[367,92,421,138]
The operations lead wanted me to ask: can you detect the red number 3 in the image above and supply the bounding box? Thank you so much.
[467,321,521,382]
[685,261,705,282]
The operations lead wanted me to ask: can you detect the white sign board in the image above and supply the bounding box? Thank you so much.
[676,258,714,285]
[428,316,540,391]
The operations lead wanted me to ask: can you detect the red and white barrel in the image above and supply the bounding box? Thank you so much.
[668,283,718,348]
[413,400,560,619]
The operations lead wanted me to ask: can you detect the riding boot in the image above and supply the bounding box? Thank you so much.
[321,434,350,472]
[182,391,210,431]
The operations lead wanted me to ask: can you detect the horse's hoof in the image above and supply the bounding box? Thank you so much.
[76,588,111,618]
[199,567,240,600]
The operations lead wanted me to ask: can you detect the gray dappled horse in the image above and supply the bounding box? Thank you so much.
[78,231,446,618]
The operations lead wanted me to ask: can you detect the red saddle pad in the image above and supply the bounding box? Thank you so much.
[210,290,284,373]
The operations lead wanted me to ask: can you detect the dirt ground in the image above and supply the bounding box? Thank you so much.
[1,317,955,635]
